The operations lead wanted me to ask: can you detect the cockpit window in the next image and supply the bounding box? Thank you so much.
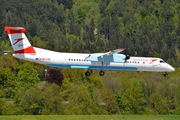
[160,60,165,63]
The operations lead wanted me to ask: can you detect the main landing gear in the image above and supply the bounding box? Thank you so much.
[85,62,106,76]
[85,70,105,76]
[85,71,91,76]
[99,70,105,76]
[99,62,105,76]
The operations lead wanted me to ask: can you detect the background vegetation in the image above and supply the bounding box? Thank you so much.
[0,0,180,115]
[1,115,180,120]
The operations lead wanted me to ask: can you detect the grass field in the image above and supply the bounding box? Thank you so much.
[0,115,180,120]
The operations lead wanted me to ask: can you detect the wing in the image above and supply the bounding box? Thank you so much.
[85,48,126,63]
[100,48,125,57]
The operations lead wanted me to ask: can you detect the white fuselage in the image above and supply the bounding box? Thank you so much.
[13,47,175,72]
[4,26,175,77]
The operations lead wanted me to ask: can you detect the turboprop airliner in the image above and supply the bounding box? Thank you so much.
[4,26,175,77]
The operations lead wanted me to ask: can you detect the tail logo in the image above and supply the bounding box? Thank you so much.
[13,38,24,45]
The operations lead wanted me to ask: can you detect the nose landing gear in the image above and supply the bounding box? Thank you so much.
[164,72,168,77]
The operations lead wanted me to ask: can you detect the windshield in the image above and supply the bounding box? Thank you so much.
[160,60,166,63]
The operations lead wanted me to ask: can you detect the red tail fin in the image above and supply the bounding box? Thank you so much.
[4,26,36,54]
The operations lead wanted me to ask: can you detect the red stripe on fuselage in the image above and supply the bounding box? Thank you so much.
[14,46,36,54]
[4,26,26,34]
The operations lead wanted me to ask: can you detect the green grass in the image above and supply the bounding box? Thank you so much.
[0,115,180,120]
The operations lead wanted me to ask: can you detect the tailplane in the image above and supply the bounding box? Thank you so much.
[4,26,36,54]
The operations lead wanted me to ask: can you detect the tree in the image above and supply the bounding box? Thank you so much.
[67,83,96,114]
[0,67,16,98]
[45,69,64,86]
[101,89,120,114]
[57,0,73,9]
[42,83,65,114]
[18,86,44,115]
[149,92,168,114]
[0,90,6,115]
[1,102,24,115]
[104,76,120,93]
[17,63,40,87]
[121,79,146,114]
[75,7,86,24]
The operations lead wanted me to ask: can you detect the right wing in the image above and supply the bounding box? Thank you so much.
[98,48,125,57]
[85,48,126,63]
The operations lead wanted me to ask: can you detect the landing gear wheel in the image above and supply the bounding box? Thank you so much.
[85,71,91,76]
[99,70,105,76]
[164,73,168,77]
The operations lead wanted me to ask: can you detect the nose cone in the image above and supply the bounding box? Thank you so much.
[168,65,175,72]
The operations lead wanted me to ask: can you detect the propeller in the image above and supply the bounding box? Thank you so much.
[124,48,130,62]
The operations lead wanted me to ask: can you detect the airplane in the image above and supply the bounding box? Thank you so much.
[4,26,175,77]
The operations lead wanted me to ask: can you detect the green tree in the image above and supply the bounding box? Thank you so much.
[2,102,24,115]
[121,79,145,114]
[17,63,40,87]
[67,83,96,114]
[101,89,120,114]
[149,92,168,114]
[42,83,65,115]
[0,90,6,115]
[57,0,73,9]
[75,7,86,24]
[18,86,44,115]
[0,67,16,98]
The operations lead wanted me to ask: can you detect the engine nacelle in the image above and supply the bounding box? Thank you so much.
[126,55,130,60]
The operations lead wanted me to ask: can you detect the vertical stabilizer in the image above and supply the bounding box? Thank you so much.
[4,26,36,54]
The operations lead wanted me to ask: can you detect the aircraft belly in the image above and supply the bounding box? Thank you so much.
[46,65,137,71]
[138,64,165,72]
[47,62,138,71]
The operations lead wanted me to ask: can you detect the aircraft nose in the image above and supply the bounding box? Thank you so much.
[169,65,175,71]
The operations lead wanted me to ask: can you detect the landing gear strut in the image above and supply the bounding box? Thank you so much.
[85,62,106,76]
[164,72,168,77]
[99,62,105,76]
